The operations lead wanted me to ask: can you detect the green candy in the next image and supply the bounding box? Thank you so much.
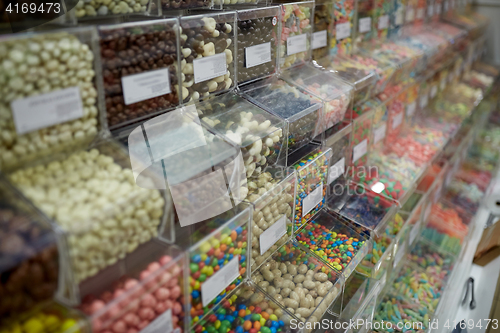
[251,314,261,322]
[190,263,199,273]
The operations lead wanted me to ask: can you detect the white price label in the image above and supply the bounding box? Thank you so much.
[193,53,227,84]
[287,34,308,55]
[409,220,422,245]
[302,183,324,217]
[352,139,368,163]
[392,112,404,129]
[374,124,386,144]
[359,17,372,33]
[394,244,405,268]
[328,158,346,184]
[336,22,351,40]
[378,15,389,30]
[436,3,441,14]
[406,7,415,22]
[430,85,438,98]
[396,9,404,25]
[407,102,417,117]
[201,256,240,307]
[420,94,429,108]
[12,86,84,135]
[312,30,328,50]
[428,4,434,17]
[440,78,446,90]
[245,42,272,68]
[140,309,174,333]
[122,68,171,105]
[260,215,287,255]
[416,8,424,19]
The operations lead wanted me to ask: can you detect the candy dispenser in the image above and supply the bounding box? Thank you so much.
[162,0,211,10]
[235,6,280,87]
[405,81,419,125]
[332,0,355,56]
[277,1,314,69]
[312,0,334,60]
[0,27,102,172]
[98,18,181,131]
[0,178,60,324]
[355,0,375,50]
[348,103,373,168]
[253,239,344,328]
[7,140,173,304]
[389,0,405,37]
[179,11,236,104]
[373,0,393,40]
[373,292,434,329]
[292,148,331,231]
[245,171,296,273]
[369,98,388,149]
[295,209,370,280]
[348,53,397,95]
[193,282,295,333]
[239,77,323,165]
[73,0,159,19]
[78,241,187,333]
[281,64,354,136]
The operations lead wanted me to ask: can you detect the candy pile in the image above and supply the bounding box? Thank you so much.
[280,3,312,69]
[407,242,455,282]
[339,190,394,229]
[373,295,430,332]
[332,0,354,55]
[424,203,468,255]
[312,2,333,59]
[392,266,444,303]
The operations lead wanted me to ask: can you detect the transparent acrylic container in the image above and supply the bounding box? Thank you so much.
[355,0,375,49]
[348,52,397,95]
[295,209,371,280]
[314,55,377,106]
[179,11,236,103]
[373,0,393,40]
[348,108,374,168]
[78,241,187,333]
[253,239,344,327]
[312,0,334,60]
[0,178,60,325]
[97,18,181,131]
[235,6,280,87]
[175,203,252,326]
[73,0,159,20]
[193,281,296,333]
[281,64,354,136]
[390,0,405,38]
[239,77,323,164]
[0,27,103,172]
[194,92,286,180]
[331,0,355,56]
[277,1,314,69]
[292,148,332,232]
[245,171,297,274]
[162,0,212,10]
[7,140,173,304]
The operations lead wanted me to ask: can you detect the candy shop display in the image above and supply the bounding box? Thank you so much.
[79,241,185,333]
[373,293,432,331]
[349,108,373,168]
[391,264,445,306]
[74,0,155,18]
[389,0,404,38]
[246,172,296,273]
[348,53,397,95]
[462,70,495,93]
[405,82,419,124]
[314,55,377,106]
[253,240,344,326]
[355,0,375,49]
[332,0,355,55]
[293,148,331,231]
[443,178,484,216]
[312,1,334,60]
[240,77,322,164]
[98,19,180,130]
[194,93,285,180]
[162,0,211,10]
[236,7,280,86]
[278,1,314,69]
[0,302,88,333]
[281,64,353,135]
[373,0,392,40]
[182,204,251,326]
[0,29,100,171]
[179,12,236,103]
[7,140,169,302]
[407,239,457,283]
[0,179,59,324]
[296,209,369,279]
[192,282,294,333]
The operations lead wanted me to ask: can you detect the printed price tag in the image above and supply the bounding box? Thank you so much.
[336,22,351,40]
[140,309,174,333]
[201,256,240,307]
[287,34,308,55]
[328,158,345,184]
[12,86,84,135]
[416,8,424,19]
[312,30,328,50]
[378,15,389,30]
[406,7,415,22]
[392,113,404,129]
[359,17,372,33]
[193,53,227,84]
[260,215,287,255]
[395,9,404,25]
[428,4,434,17]
[430,85,438,98]
[407,102,417,117]
[420,94,429,108]
[352,139,368,162]
[122,68,171,105]
[245,42,271,68]
[303,183,324,217]
[374,124,386,144]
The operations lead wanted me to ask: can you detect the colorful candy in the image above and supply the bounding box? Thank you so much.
[332,0,355,55]
[280,3,313,69]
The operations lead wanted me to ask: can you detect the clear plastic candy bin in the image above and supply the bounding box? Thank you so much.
[239,77,322,165]
[281,64,354,136]
[0,178,60,324]
[7,140,173,304]
[0,27,102,172]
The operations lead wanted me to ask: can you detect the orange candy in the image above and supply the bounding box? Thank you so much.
[254,322,261,330]
[238,310,246,317]
[231,230,238,241]
[243,321,252,330]
[261,312,269,320]
[220,244,227,252]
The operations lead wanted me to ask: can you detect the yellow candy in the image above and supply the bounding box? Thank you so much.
[60,319,78,333]
[200,242,212,254]
[44,316,60,330]
[210,238,220,248]
[214,321,221,329]
[23,318,45,333]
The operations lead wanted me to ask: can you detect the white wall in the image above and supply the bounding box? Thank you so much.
[474,0,500,65]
